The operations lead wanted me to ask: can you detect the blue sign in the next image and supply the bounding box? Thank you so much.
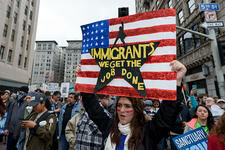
[199,3,220,11]
[172,128,208,150]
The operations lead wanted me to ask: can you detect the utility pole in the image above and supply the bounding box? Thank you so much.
[177,0,225,99]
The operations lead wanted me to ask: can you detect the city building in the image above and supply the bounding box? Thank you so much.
[31,41,65,88]
[64,40,82,88]
[59,46,66,83]
[136,0,225,97]
[0,0,40,91]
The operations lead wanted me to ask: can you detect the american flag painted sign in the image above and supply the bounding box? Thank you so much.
[75,8,177,100]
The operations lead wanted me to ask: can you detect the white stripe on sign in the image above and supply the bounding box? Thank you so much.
[109,16,176,32]
[109,32,176,44]
[76,77,176,90]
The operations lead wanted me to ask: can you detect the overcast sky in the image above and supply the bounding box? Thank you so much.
[36,0,136,46]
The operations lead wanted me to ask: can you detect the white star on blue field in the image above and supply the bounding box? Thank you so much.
[81,20,109,54]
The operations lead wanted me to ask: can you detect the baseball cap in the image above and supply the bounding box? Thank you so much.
[217,99,225,103]
[145,100,153,106]
[29,92,46,107]
[4,90,10,94]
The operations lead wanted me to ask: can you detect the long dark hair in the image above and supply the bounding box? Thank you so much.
[193,104,214,131]
[110,96,145,149]
[0,97,6,117]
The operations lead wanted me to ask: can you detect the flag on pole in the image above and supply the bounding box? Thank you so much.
[75,8,177,100]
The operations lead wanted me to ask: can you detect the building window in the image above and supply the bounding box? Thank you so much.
[156,0,160,7]
[43,44,46,50]
[11,29,15,41]
[23,20,26,31]
[6,5,11,18]
[0,46,5,60]
[184,32,194,53]
[3,24,8,37]
[18,54,22,66]
[31,0,34,6]
[168,0,172,8]
[48,44,52,50]
[16,0,20,7]
[188,0,195,14]
[29,11,32,20]
[192,24,200,48]
[28,25,31,35]
[26,40,29,50]
[178,10,184,24]
[24,57,27,68]
[25,6,28,15]
[21,36,24,47]
[14,12,18,24]
[7,50,13,63]
[37,44,41,49]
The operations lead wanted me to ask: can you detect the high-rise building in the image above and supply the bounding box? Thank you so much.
[136,0,225,97]
[0,0,40,90]
[31,41,65,87]
[59,46,66,83]
[64,40,82,86]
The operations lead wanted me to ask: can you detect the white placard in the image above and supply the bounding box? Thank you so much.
[61,82,70,97]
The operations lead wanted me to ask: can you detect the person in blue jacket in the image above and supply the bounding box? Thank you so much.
[58,92,82,150]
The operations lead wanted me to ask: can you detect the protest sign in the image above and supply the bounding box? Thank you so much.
[172,127,208,150]
[75,8,177,100]
[48,83,59,93]
[61,82,70,97]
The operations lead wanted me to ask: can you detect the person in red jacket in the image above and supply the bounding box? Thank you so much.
[208,113,225,150]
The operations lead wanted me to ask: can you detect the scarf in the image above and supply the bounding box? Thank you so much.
[105,123,131,150]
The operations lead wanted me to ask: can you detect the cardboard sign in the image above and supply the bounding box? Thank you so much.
[172,128,208,150]
[75,8,177,100]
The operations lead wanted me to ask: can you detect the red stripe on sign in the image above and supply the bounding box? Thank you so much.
[109,25,176,39]
[75,83,177,100]
[80,55,176,65]
[109,39,176,48]
[77,72,177,80]
[146,55,176,63]
[109,9,176,26]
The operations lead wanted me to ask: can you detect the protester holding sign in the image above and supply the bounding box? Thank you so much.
[208,113,225,150]
[76,60,187,149]
[184,105,214,135]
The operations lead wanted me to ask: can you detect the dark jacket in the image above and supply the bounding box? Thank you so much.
[81,86,183,150]
[170,104,192,134]
[23,111,57,150]
[6,98,14,112]
[5,94,27,139]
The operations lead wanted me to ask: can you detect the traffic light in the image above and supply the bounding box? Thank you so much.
[118,7,129,17]
[218,41,225,66]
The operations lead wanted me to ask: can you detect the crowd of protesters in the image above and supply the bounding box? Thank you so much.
[0,61,224,150]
